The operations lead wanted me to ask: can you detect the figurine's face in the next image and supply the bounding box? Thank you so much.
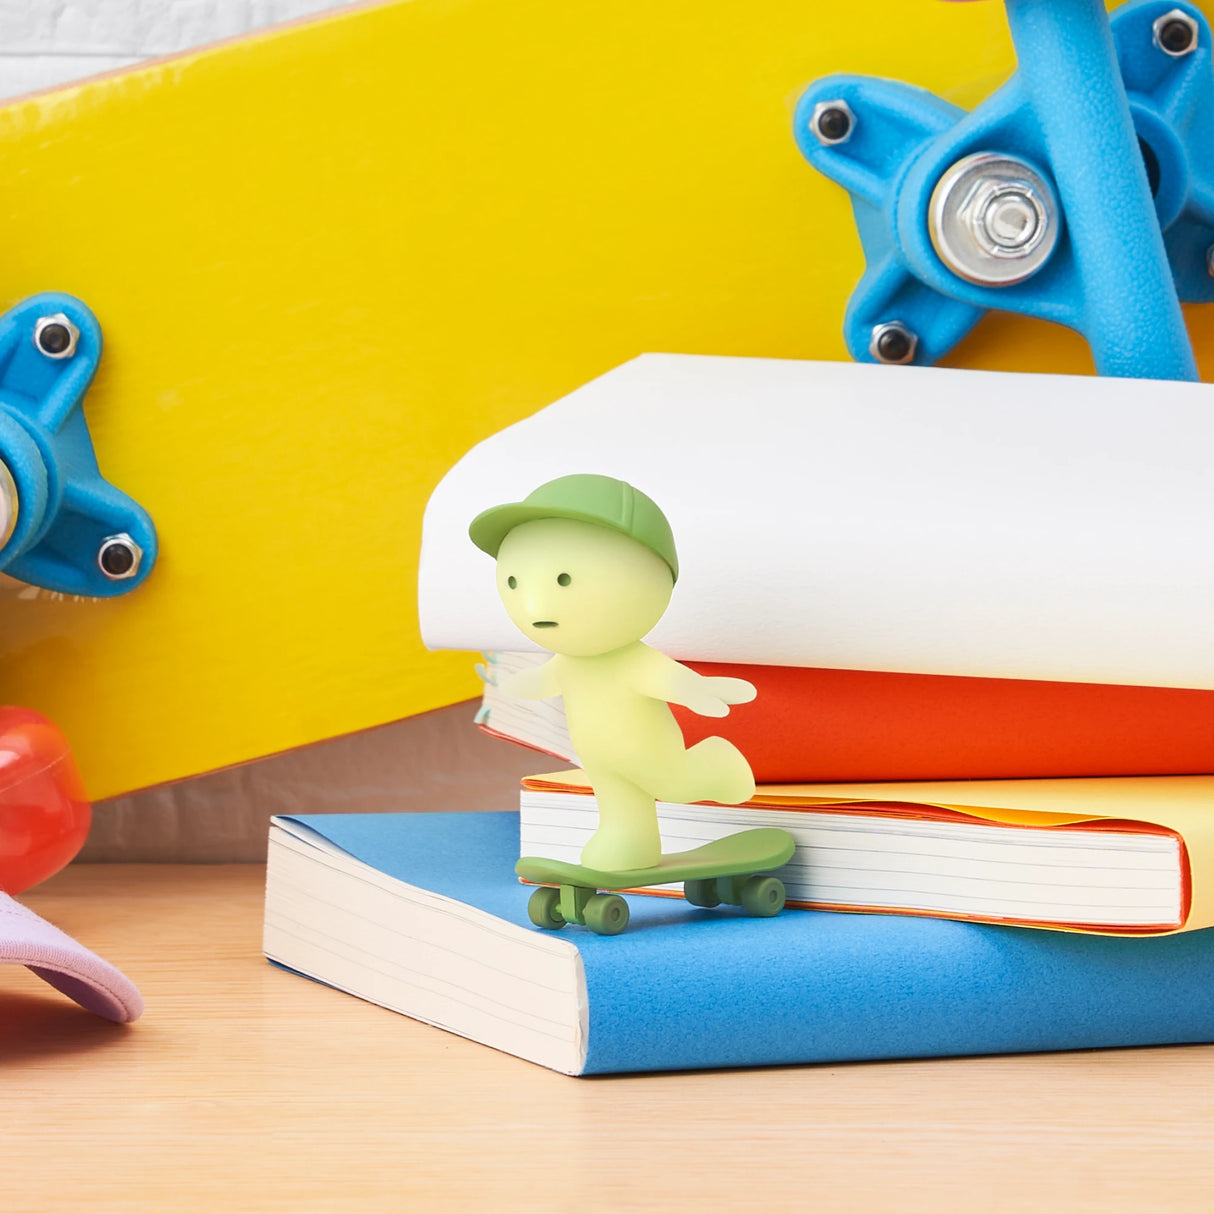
[496,517,674,657]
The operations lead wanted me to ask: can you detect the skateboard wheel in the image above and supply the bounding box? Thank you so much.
[684,878,720,908]
[583,893,630,936]
[740,875,785,918]
[528,886,566,930]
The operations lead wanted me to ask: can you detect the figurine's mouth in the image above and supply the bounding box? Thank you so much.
[532,621,558,628]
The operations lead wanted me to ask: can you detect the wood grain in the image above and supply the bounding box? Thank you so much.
[5,863,1214,1213]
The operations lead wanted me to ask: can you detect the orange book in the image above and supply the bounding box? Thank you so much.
[519,772,1214,935]
[478,653,1214,783]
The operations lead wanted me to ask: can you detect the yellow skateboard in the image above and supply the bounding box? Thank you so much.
[0,0,1195,801]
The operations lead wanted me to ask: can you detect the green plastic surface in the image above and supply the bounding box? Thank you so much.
[515,827,794,891]
[740,875,785,918]
[683,877,721,908]
[527,885,565,929]
[584,892,630,935]
[469,473,680,580]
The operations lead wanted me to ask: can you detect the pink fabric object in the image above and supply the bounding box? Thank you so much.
[0,891,143,1022]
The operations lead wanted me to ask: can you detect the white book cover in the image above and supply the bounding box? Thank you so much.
[419,355,1214,688]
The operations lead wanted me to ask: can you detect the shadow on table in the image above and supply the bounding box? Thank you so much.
[0,989,135,1063]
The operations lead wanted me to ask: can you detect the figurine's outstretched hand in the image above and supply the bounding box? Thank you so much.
[704,676,758,706]
[639,652,757,717]
[681,676,757,718]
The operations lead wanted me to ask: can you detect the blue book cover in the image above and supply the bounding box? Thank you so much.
[263,810,1214,1076]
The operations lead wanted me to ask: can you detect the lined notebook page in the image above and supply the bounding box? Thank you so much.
[519,793,1183,928]
[264,820,586,1073]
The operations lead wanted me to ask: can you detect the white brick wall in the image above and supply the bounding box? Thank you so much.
[0,0,353,100]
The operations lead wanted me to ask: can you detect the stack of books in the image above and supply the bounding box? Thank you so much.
[265,354,1214,1075]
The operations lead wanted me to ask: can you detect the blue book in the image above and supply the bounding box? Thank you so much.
[263,810,1214,1076]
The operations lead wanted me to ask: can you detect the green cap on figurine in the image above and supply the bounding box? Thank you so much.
[469,474,679,582]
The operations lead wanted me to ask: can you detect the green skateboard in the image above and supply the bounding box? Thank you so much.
[516,827,796,936]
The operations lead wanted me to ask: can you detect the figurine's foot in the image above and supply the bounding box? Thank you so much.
[685,737,756,805]
[580,825,661,872]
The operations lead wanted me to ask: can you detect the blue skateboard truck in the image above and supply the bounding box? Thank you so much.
[0,292,156,597]
[794,0,1214,381]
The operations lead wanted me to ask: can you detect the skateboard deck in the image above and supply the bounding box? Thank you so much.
[517,827,796,934]
[0,0,1208,800]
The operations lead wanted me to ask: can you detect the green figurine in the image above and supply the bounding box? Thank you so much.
[470,475,794,936]
[470,474,757,870]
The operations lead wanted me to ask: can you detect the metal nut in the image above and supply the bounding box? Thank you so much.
[33,314,80,360]
[97,533,142,581]
[1153,9,1198,56]
[929,152,1060,287]
[811,100,855,146]
[869,321,917,365]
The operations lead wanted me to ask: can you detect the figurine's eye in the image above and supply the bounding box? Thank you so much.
[507,575,517,589]
[557,572,571,587]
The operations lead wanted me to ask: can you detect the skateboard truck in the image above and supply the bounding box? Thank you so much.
[793,0,1214,379]
[0,292,157,596]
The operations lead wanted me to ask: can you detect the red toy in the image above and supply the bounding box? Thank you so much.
[0,707,91,895]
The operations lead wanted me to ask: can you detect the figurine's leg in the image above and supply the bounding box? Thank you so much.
[656,737,756,807]
[580,770,662,871]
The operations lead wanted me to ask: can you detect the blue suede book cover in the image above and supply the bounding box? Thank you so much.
[280,811,1214,1075]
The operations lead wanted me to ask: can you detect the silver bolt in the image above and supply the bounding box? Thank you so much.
[1153,9,1199,56]
[97,533,142,581]
[869,321,917,365]
[929,152,1060,287]
[33,313,80,360]
[811,100,855,146]
[0,459,17,551]
[1207,245,1214,277]
[982,191,1038,248]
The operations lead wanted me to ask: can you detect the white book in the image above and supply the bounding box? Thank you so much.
[420,354,1214,689]
[264,814,586,1074]
[262,809,1214,1074]
[475,650,576,763]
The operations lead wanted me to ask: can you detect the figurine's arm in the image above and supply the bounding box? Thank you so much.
[634,647,756,718]
[493,656,563,701]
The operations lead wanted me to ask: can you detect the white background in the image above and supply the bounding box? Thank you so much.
[0,1,353,99]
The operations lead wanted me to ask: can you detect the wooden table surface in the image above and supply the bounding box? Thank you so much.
[6,864,1214,1213]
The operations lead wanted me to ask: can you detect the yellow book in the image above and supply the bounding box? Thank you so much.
[520,772,1214,935]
